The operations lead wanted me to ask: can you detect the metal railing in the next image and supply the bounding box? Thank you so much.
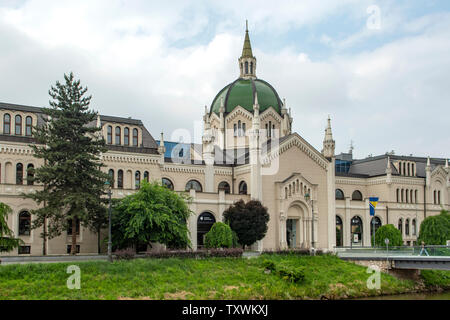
[335,245,450,257]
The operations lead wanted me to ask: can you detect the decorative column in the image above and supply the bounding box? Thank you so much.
[344,197,351,246]
[280,212,286,249]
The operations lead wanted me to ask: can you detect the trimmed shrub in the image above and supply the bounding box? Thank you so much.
[204,222,233,249]
[374,224,403,247]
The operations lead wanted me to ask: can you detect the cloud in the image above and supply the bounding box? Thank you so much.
[0,1,448,160]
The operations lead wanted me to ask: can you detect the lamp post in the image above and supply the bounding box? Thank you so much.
[304,192,315,249]
[105,180,113,262]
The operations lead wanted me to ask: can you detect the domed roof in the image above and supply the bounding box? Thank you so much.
[210,78,283,115]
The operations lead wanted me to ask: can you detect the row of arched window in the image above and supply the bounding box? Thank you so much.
[0,162,35,185]
[398,161,415,176]
[107,169,149,189]
[106,126,139,147]
[396,188,418,203]
[284,179,310,199]
[433,190,442,204]
[335,189,363,201]
[265,121,276,138]
[241,61,254,75]
[335,215,381,246]
[3,114,33,136]
[398,218,417,236]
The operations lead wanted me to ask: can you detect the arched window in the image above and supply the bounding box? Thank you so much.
[15,115,22,135]
[410,190,413,204]
[405,219,410,236]
[234,123,237,137]
[238,120,242,137]
[398,162,402,175]
[144,171,149,182]
[107,126,112,144]
[108,169,114,188]
[351,190,363,201]
[407,163,410,176]
[124,127,129,146]
[117,170,123,189]
[115,127,121,145]
[403,163,406,176]
[250,62,253,74]
[242,123,246,136]
[438,190,441,204]
[415,190,418,203]
[336,216,343,247]
[370,216,382,244]
[398,218,403,234]
[412,219,417,236]
[16,163,23,185]
[245,61,249,74]
[433,190,436,204]
[197,212,216,247]
[401,189,404,202]
[162,178,174,190]
[135,171,141,189]
[351,216,363,245]
[185,180,202,192]
[27,164,34,186]
[406,189,409,203]
[132,128,138,146]
[218,181,230,194]
[25,116,32,136]
[18,211,31,236]
[411,163,415,176]
[396,189,399,202]
[3,113,11,134]
[335,189,345,200]
[67,218,80,236]
[239,181,247,195]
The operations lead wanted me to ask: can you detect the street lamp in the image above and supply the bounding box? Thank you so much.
[104,180,113,262]
[304,192,315,250]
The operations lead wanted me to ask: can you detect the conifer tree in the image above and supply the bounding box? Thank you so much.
[0,202,23,252]
[24,72,109,255]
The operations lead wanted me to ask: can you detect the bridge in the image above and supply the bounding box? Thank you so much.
[336,245,450,271]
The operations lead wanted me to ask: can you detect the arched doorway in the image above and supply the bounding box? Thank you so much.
[197,212,216,249]
[336,216,343,247]
[351,216,363,246]
[370,216,382,245]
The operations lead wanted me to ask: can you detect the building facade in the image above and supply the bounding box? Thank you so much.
[1,27,449,256]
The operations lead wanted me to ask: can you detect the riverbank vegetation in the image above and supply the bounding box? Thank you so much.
[1,253,448,300]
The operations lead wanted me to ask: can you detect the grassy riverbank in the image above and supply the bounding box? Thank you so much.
[0,254,448,300]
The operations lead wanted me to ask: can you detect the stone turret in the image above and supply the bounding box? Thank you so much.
[322,116,335,158]
[238,21,257,79]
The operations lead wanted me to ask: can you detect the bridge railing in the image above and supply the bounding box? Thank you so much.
[334,245,450,257]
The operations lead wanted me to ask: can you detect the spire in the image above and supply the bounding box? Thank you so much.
[322,116,335,158]
[324,115,333,142]
[386,156,392,174]
[427,156,431,167]
[239,21,257,79]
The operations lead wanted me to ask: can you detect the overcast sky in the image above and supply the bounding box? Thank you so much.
[0,0,449,159]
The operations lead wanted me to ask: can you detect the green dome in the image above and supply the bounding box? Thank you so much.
[210,78,283,115]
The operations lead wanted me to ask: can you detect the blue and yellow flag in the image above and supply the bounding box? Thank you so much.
[369,197,379,216]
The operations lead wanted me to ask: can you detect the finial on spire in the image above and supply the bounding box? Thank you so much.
[427,156,431,167]
[246,19,248,32]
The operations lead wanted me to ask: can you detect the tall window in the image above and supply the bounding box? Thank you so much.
[117,170,123,189]
[370,217,382,243]
[25,116,32,136]
[398,162,402,175]
[335,189,345,200]
[405,219,410,236]
[234,123,237,137]
[406,189,409,203]
[398,218,403,235]
[438,191,441,204]
[239,181,247,195]
[336,216,343,247]
[107,126,112,144]
[67,218,80,235]
[412,219,417,235]
[250,62,253,74]
[135,171,141,189]
[351,190,363,201]
[3,113,11,134]
[411,163,415,176]
[27,164,34,185]
[15,115,22,135]
[433,190,437,204]
[18,211,31,236]
[124,127,129,146]
[144,171,149,182]
[162,178,174,190]
[245,61,248,74]
[115,127,121,145]
[218,181,230,194]
[415,190,418,203]
[396,189,399,202]
[132,128,138,146]
[108,169,114,188]
[185,180,202,192]
[16,163,23,185]
[401,189,404,202]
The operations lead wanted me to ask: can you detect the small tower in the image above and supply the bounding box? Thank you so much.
[425,156,432,188]
[322,116,335,158]
[386,156,392,184]
[158,131,166,165]
[239,21,257,79]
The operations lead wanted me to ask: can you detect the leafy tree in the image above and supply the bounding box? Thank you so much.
[23,72,109,255]
[418,210,450,245]
[111,180,192,251]
[223,200,270,249]
[374,224,403,247]
[204,222,233,249]
[0,202,23,252]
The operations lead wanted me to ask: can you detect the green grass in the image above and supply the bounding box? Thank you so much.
[0,254,444,300]
[420,270,450,289]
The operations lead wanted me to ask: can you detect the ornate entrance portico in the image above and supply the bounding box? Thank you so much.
[280,201,315,249]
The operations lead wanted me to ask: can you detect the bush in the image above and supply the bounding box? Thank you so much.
[374,224,403,247]
[262,249,323,256]
[277,266,306,283]
[418,210,450,245]
[204,222,233,249]
[262,259,276,272]
[144,248,243,259]
[113,248,136,260]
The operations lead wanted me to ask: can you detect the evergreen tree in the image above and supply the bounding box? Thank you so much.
[374,224,403,247]
[0,202,23,252]
[23,72,109,255]
[223,200,270,249]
